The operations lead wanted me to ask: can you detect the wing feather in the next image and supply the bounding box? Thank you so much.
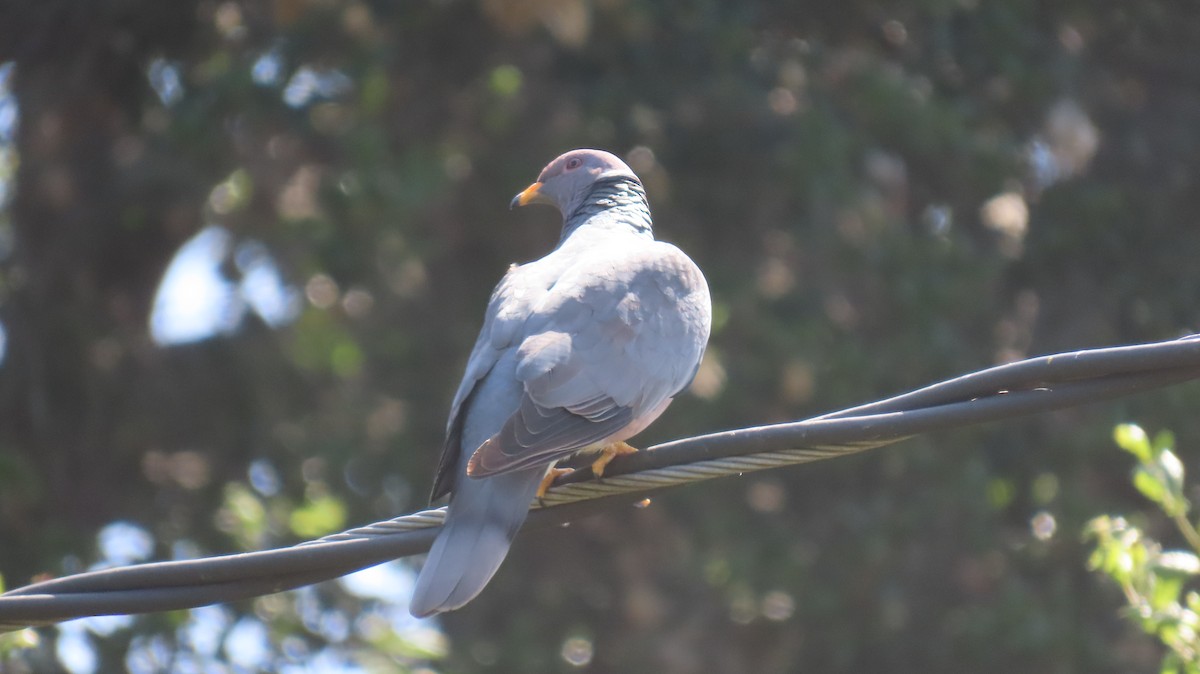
[468,397,634,476]
[429,271,525,502]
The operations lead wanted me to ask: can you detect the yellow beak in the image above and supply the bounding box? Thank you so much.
[510,181,547,209]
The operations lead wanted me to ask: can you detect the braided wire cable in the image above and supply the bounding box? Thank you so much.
[2,336,1200,630]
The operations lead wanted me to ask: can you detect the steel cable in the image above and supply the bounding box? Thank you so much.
[3,335,1200,630]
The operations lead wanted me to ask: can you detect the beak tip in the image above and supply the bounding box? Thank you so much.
[510,181,544,210]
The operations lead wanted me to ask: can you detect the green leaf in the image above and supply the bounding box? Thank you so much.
[331,339,364,378]
[1151,569,1185,612]
[217,483,267,548]
[488,65,522,98]
[359,66,390,115]
[1136,466,1170,508]
[289,495,347,538]
[208,168,253,215]
[1116,423,1153,462]
[1155,429,1179,455]
[0,628,39,655]
[1158,449,1188,516]
[1160,653,1182,674]
[986,478,1015,510]
[1086,516,1149,584]
[1185,591,1200,613]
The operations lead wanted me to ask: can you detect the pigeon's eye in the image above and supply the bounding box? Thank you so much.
[566,157,583,170]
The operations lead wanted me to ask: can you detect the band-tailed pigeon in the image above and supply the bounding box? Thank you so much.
[410,149,712,617]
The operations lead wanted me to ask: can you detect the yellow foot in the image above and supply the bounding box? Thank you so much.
[591,441,639,479]
[536,466,574,500]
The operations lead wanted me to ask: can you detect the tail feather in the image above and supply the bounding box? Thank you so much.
[410,466,544,617]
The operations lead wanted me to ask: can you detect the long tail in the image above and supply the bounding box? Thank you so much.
[410,466,544,617]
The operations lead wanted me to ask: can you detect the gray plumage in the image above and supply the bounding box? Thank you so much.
[410,149,711,617]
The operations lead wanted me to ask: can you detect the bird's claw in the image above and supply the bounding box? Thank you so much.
[591,441,639,479]
[536,466,575,503]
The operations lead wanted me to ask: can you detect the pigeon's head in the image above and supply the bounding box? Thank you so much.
[510,149,637,215]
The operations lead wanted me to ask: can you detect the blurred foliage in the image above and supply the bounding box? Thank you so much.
[0,0,1199,672]
[1088,425,1200,674]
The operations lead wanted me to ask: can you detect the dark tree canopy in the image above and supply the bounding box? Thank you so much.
[1,1,1199,671]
